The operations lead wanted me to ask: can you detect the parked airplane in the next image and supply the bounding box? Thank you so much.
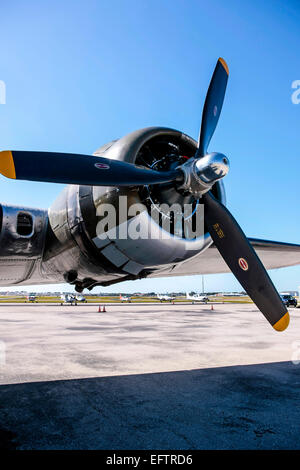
[0,58,297,331]
[119,294,131,302]
[75,294,87,303]
[186,292,209,303]
[60,294,77,305]
[157,294,175,302]
[26,293,37,302]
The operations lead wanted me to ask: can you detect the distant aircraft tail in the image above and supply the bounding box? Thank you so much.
[186,292,191,299]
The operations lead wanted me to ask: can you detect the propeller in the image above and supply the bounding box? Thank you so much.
[197,57,229,159]
[0,150,181,187]
[203,191,289,331]
[195,58,289,330]
[196,58,289,331]
[0,58,289,330]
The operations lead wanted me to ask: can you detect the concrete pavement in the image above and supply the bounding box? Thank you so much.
[0,303,299,449]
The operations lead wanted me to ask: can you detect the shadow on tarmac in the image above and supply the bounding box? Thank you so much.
[0,361,299,450]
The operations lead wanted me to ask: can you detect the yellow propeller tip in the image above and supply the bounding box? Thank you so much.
[0,150,16,179]
[273,312,290,332]
[218,57,229,75]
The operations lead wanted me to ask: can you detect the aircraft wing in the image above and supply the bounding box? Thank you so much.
[147,238,300,278]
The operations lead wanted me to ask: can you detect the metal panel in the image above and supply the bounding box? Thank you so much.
[101,244,129,267]
[0,205,48,259]
[122,260,143,275]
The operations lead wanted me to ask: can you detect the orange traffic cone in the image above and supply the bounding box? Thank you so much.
[102,305,106,312]
[98,305,101,312]
[211,304,214,311]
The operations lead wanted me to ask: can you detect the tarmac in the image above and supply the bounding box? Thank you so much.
[0,302,299,449]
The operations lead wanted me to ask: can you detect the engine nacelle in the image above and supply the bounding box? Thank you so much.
[43,127,226,291]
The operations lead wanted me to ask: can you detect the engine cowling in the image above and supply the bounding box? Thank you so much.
[92,127,226,267]
[44,127,226,291]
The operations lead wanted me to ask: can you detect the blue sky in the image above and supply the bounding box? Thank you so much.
[0,0,300,293]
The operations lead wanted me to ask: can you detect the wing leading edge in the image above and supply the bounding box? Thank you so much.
[147,238,300,278]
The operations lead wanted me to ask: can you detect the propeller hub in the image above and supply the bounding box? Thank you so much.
[178,152,229,197]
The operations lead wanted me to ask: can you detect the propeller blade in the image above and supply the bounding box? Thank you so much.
[197,58,229,158]
[0,150,181,187]
[203,191,289,331]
